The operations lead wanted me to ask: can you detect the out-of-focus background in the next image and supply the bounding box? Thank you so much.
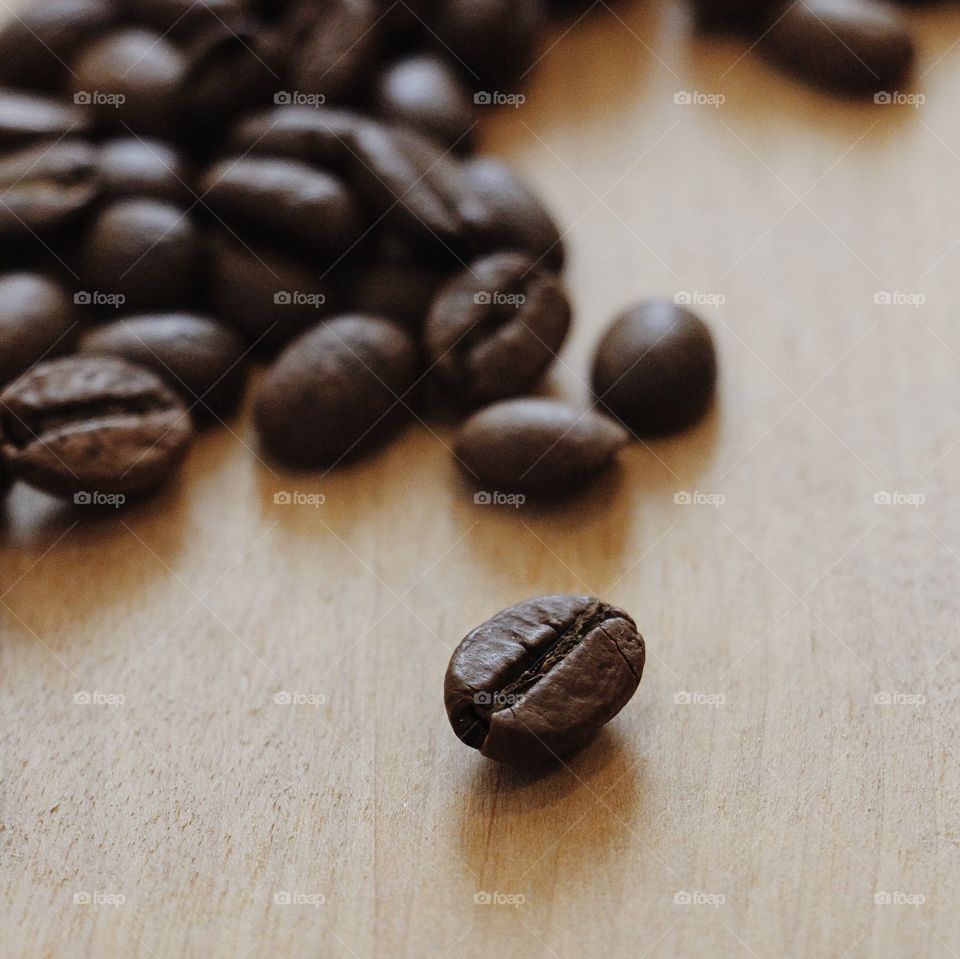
[4,1,960,956]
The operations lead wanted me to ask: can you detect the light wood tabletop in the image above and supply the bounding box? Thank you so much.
[4,1,960,956]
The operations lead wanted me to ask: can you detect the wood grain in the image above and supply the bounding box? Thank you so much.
[4,1,960,956]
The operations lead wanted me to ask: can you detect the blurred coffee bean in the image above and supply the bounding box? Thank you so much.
[461,157,564,269]
[454,398,629,494]
[254,314,417,465]
[761,0,914,96]
[0,140,99,240]
[431,0,546,88]
[0,355,194,499]
[0,0,117,91]
[286,0,381,103]
[200,156,361,257]
[97,138,190,205]
[79,199,203,312]
[0,274,76,387]
[0,90,88,148]
[70,29,187,137]
[592,299,717,437]
[79,313,248,421]
[373,54,476,151]
[690,0,774,30]
[206,234,334,349]
[424,251,571,405]
[348,259,447,328]
[112,0,245,37]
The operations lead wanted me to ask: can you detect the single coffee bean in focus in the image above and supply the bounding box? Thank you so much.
[444,595,645,765]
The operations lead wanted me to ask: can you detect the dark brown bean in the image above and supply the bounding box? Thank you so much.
[444,595,645,765]
[424,251,571,405]
[254,314,417,465]
[454,398,628,494]
[111,0,245,38]
[0,274,76,388]
[761,0,914,96]
[690,0,774,30]
[348,259,447,329]
[97,137,190,205]
[592,299,718,437]
[79,313,248,422]
[0,90,88,148]
[373,54,476,151]
[0,355,193,498]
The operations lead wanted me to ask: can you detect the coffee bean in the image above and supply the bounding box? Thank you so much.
[761,0,914,96]
[79,313,248,422]
[0,90,89,148]
[444,595,645,765]
[112,0,245,38]
[199,157,361,257]
[206,234,334,349]
[592,300,717,437]
[0,139,99,241]
[0,0,117,91]
[70,29,187,137]
[0,274,76,388]
[254,314,417,465]
[79,199,203,312]
[348,258,447,329]
[461,157,565,269]
[424,251,571,405]
[431,0,546,88]
[0,355,194,498]
[97,138,190,205]
[454,398,628,494]
[690,0,774,31]
[373,54,476,151]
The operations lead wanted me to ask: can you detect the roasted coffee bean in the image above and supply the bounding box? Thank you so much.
[255,315,417,465]
[70,29,187,137]
[690,0,774,30]
[286,0,381,103]
[199,157,361,257]
[373,54,476,151]
[97,138,190,205]
[424,251,571,405]
[348,258,447,329]
[206,235,334,349]
[0,140,99,240]
[461,157,564,270]
[454,398,628,495]
[79,199,203,312]
[0,90,88,148]
[112,0,245,37]
[0,355,194,498]
[0,0,117,91]
[761,0,914,96]
[444,595,645,765]
[0,274,76,388]
[592,300,717,437]
[431,0,546,88]
[79,313,248,422]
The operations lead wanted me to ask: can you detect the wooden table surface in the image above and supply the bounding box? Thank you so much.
[5,1,960,956]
